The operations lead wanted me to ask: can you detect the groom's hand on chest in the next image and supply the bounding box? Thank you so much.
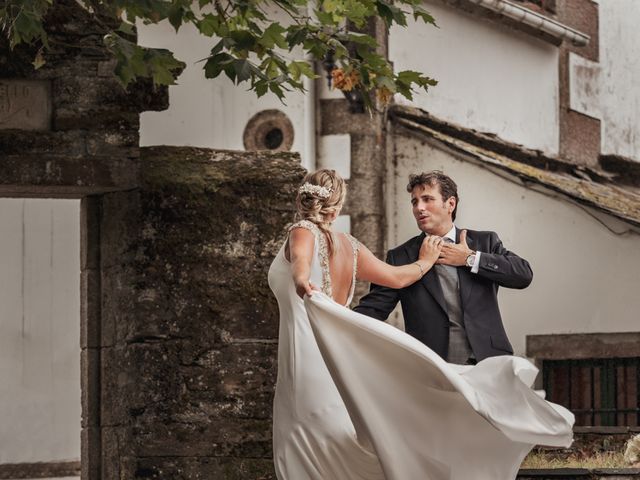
[437,230,474,267]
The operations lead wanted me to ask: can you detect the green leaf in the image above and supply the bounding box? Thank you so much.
[266,59,280,79]
[346,32,377,46]
[147,49,185,85]
[255,81,269,97]
[288,61,300,81]
[198,14,219,37]
[229,29,256,50]
[342,0,370,26]
[234,58,253,83]
[260,22,288,49]
[315,10,334,25]
[396,81,412,100]
[223,60,237,83]
[376,0,406,26]
[117,21,136,36]
[168,4,186,31]
[269,82,286,100]
[209,40,224,57]
[288,61,316,80]
[204,52,235,78]
[396,70,422,85]
[412,5,437,26]
[286,25,308,47]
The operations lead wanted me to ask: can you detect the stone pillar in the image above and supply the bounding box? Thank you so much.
[97,148,305,479]
[80,196,103,480]
[318,18,389,303]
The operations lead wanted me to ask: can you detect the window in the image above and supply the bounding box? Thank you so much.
[543,358,640,426]
[527,333,640,427]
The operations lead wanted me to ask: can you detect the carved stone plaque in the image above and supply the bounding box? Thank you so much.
[0,80,52,131]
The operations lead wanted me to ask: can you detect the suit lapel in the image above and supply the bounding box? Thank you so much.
[456,227,475,306]
[404,233,448,315]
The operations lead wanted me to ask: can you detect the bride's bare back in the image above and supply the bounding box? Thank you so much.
[327,233,357,305]
[286,225,357,306]
[287,222,443,303]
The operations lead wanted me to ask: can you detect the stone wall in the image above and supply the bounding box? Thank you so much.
[96,147,305,479]
[0,0,167,197]
[2,3,308,476]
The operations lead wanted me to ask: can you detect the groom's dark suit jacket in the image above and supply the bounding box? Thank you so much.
[354,229,533,362]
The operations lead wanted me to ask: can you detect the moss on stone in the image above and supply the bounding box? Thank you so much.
[141,146,303,194]
[99,148,306,477]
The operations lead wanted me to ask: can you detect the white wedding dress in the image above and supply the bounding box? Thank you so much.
[268,220,574,480]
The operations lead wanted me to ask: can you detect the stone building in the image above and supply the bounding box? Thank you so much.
[1,2,302,479]
[1,0,640,479]
[139,0,640,427]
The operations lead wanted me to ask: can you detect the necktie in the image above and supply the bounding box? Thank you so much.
[433,236,474,364]
[433,238,461,327]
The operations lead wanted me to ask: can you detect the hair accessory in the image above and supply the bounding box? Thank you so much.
[298,182,332,199]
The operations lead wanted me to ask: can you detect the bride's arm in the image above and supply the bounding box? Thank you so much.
[289,227,318,298]
[357,236,443,289]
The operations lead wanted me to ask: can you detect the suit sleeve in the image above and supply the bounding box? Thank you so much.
[353,250,401,321]
[476,232,533,289]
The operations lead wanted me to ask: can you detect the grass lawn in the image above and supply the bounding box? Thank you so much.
[521,450,628,469]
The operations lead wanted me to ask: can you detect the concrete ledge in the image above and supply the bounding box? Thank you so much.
[0,461,80,479]
[527,332,640,359]
[518,469,640,479]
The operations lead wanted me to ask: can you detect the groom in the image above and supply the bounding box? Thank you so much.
[354,171,533,364]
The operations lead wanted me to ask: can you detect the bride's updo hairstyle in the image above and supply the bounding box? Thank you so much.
[295,169,346,255]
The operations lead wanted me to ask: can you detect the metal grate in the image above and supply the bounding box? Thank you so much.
[542,358,640,426]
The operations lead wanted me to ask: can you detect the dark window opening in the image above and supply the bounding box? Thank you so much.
[543,358,640,426]
[265,128,284,150]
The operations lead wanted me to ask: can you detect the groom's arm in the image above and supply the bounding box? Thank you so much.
[353,250,401,321]
[474,232,533,289]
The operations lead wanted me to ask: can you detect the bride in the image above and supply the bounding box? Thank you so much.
[268,169,574,480]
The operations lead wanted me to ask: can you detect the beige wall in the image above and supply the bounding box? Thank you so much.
[0,199,81,463]
[389,1,560,154]
[599,0,640,161]
[388,134,640,355]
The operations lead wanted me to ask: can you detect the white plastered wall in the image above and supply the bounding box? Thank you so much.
[0,199,81,464]
[388,134,640,356]
[389,1,560,154]
[137,9,314,169]
[599,0,640,162]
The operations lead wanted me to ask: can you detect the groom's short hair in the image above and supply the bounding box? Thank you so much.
[406,171,459,221]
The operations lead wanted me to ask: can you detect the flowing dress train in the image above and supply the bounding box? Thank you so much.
[268,220,574,480]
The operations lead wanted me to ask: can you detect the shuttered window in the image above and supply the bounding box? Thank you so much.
[543,358,640,426]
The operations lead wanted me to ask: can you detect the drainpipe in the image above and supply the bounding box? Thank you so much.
[303,0,318,172]
[303,67,316,172]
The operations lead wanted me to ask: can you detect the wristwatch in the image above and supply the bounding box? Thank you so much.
[465,251,476,268]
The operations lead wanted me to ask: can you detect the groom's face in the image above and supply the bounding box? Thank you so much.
[410,183,456,236]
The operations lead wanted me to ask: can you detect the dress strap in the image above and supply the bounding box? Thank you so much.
[288,220,332,297]
[288,219,320,235]
[345,233,361,305]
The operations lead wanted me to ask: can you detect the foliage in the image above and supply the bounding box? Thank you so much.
[1,0,438,111]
